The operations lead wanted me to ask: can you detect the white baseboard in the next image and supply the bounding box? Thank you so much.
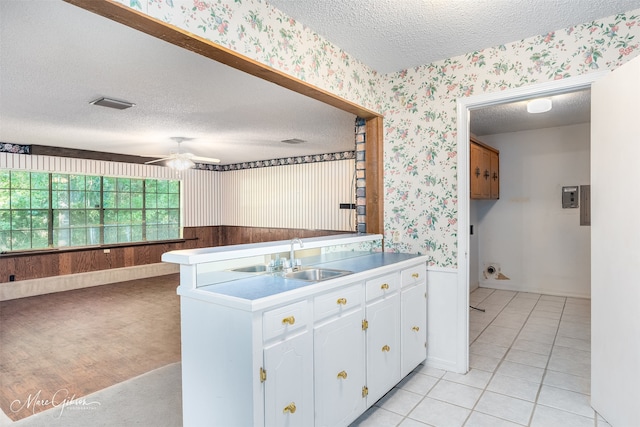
[479,281,590,299]
[0,263,179,301]
[425,356,461,373]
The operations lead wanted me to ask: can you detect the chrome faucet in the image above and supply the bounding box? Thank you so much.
[290,237,303,270]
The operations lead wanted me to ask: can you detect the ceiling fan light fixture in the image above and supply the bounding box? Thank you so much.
[90,97,135,110]
[527,98,552,114]
[166,157,195,171]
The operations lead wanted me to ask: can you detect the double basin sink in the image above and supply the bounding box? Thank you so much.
[230,265,352,282]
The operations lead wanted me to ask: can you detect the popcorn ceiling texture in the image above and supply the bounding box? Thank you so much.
[268,0,640,74]
[117,0,640,267]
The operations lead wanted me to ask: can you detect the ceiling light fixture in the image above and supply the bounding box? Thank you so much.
[281,138,306,144]
[526,98,552,114]
[90,97,135,110]
[166,156,195,171]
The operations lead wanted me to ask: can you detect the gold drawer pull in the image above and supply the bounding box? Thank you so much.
[337,370,348,379]
[283,402,296,414]
[382,345,390,352]
[412,326,420,332]
[412,273,419,279]
[336,298,347,305]
[380,283,389,290]
[282,316,295,325]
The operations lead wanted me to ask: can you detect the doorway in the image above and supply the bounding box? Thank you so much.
[454,71,609,373]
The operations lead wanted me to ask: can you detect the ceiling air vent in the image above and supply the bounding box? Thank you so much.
[90,97,135,110]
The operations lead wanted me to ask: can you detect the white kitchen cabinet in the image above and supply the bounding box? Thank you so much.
[167,235,428,427]
[263,302,313,427]
[365,293,401,404]
[401,264,428,377]
[364,272,401,405]
[314,308,365,427]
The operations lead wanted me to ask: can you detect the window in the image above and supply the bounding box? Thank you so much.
[0,170,181,252]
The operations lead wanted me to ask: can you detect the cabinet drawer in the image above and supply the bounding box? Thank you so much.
[365,273,398,302]
[314,283,362,322]
[401,264,426,288]
[263,300,308,341]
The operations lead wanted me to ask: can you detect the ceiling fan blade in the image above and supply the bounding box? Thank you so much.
[190,155,221,164]
[144,158,169,165]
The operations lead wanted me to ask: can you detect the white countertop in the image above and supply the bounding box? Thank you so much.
[177,252,428,311]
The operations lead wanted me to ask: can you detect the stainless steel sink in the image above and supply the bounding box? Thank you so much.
[231,265,268,273]
[285,268,352,282]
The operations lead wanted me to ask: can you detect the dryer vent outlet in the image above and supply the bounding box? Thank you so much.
[483,263,501,279]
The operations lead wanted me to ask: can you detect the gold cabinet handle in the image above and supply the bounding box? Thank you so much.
[380,283,389,290]
[382,345,390,352]
[336,298,347,305]
[282,316,295,325]
[337,370,348,379]
[412,273,419,279]
[283,402,296,414]
[412,326,420,332]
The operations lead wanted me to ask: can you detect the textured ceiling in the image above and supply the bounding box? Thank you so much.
[471,89,591,137]
[2,1,638,163]
[268,0,640,74]
[0,1,356,165]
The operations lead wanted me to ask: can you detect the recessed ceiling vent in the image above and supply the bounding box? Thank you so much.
[90,97,135,110]
[281,138,306,144]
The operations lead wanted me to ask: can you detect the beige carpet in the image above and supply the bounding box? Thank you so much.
[0,363,182,427]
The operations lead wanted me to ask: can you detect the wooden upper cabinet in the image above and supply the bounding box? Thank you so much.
[470,137,499,200]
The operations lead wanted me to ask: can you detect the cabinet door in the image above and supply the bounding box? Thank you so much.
[366,294,401,405]
[470,143,483,198]
[314,310,366,427]
[401,282,427,377]
[490,150,500,199]
[264,332,313,427]
[480,148,491,198]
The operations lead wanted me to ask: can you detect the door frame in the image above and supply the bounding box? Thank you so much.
[454,71,608,372]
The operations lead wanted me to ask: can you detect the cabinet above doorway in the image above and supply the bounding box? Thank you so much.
[470,137,499,199]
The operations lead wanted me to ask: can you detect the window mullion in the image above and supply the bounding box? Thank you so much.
[48,173,53,247]
[99,176,105,245]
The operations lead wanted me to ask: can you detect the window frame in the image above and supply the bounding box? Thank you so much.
[0,170,182,253]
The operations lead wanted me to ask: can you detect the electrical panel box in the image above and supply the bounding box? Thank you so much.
[562,186,579,208]
[580,185,591,226]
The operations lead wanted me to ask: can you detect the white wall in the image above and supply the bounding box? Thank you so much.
[591,55,640,426]
[469,202,479,291]
[219,160,356,231]
[472,123,591,298]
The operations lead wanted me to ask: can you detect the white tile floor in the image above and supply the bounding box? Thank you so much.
[350,288,612,427]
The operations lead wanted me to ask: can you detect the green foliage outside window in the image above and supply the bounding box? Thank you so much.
[0,170,181,252]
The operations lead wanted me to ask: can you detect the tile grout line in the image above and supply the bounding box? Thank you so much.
[526,296,566,426]
[462,290,530,426]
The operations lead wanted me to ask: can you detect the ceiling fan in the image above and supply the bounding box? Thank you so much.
[145,137,221,170]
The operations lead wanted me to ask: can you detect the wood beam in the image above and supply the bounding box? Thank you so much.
[365,116,384,235]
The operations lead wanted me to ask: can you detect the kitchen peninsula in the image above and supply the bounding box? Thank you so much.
[163,234,429,427]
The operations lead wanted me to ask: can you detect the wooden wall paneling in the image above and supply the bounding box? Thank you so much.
[123,247,135,267]
[58,253,73,275]
[0,258,14,282]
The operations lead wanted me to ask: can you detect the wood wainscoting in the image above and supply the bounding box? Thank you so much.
[0,226,348,283]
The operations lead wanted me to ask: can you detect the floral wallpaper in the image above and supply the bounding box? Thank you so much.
[117,0,378,111]
[381,11,640,266]
[113,0,640,267]
[0,143,30,155]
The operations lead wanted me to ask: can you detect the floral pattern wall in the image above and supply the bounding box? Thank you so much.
[381,11,640,266]
[114,0,640,267]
